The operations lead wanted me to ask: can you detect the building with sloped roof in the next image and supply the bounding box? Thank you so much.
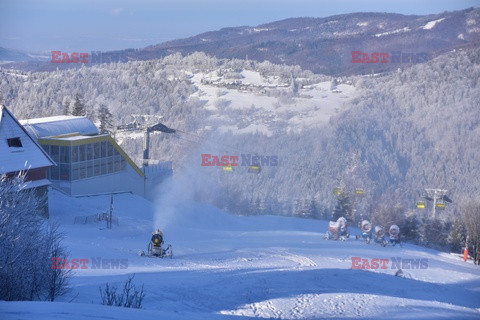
[19,115,171,198]
[22,115,99,138]
[0,105,55,217]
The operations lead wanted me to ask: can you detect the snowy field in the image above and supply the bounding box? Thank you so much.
[1,189,480,319]
[189,70,354,136]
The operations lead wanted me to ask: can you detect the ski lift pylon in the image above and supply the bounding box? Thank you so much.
[334,187,342,196]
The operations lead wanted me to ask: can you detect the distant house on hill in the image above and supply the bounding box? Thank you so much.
[20,115,171,198]
[0,105,55,217]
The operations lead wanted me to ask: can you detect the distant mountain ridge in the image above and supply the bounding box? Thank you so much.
[0,47,39,63]
[2,8,480,75]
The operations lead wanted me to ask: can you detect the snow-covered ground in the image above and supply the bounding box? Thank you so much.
[189,70,354,136]
[420,18,445,30]
[1,189,480,319]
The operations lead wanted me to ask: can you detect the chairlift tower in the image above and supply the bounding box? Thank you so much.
[116,115,175,167]
[424,188,452,219]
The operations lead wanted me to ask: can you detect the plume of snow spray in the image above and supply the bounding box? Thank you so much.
[153,135,225,232]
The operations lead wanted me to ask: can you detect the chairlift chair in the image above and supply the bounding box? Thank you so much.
[223,165,234,172]
[435,202,446,209]
[333,187,342,196]
[248,165,261,174]
[416,201,426,209]
[355,188,365,195]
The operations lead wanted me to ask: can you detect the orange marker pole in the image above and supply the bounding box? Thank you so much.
[464,235,469,262]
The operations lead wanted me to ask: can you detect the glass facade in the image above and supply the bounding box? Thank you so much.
[42,140,127,181]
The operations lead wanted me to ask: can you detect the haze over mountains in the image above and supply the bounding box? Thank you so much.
[1,8,479,75]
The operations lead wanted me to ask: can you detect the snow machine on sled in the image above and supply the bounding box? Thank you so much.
[356,220,372,243]
[388,225,401,246]
[325,217,349,240]
[140,229,172,258]
[373,226,388,246]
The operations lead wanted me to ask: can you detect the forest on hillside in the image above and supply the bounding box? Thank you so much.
[1,47,480,250]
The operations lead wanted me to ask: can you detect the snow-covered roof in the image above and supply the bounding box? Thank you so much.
[20,115,99,139]
[0,105,55,174]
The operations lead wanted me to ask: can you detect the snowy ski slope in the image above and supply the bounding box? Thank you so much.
[1,190,479,319]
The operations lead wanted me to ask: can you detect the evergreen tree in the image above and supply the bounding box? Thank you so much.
[400,213,420,243]
[62,97,70,115]
[423,219,448,249]
[98,104,114,134]
[447,218,465,253]
[72,93,86,116]
[332,191,352,222]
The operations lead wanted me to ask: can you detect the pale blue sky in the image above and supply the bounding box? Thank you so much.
[0,0,478,53]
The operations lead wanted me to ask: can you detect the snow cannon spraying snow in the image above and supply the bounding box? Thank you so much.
[325,217,349,241]
[356,220,372,243]
[388,225,401,247]
[373,226,388,247]
[140,229,172,258]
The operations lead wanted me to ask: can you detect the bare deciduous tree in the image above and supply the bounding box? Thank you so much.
[0,173,71,301]
[462,200,480,264]
[100,274,145,309]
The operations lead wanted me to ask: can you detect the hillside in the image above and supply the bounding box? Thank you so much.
[1,44,480,230]
[141,8,480,75]
[3,8,480,75]
[0,47,40,64]
[1,190,479,319]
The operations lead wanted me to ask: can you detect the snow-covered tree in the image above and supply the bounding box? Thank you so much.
[72,93,86,116]
[447,218,466,253]
[462,200,480,264]
[332,191,352,222]
[97,104,114,134]
[62,96,71,115]
[0,173,71,301]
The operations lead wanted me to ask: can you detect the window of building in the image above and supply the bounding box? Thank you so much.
[79,165,87,179]
[79,145,86,162]
[101,141,107,157]
[86,161,94,178]
[101,158,107,175]
[50,166,59,180]
[94,159,101,176]
[86,144,93,161]
[60,164,70,181]
[107,143,114,157]
[50,146,60,162]
[94,142,100,159]
[7,137,23,148]
[72,146,78,162]
[72,163,80,180]
[42,140,129,182]
[60,146,70,163]
[107,158,114,174]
